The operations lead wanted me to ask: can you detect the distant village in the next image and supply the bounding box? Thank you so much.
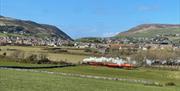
[0,36,70,47]
[0,33,180,54]
[74,33,180,52]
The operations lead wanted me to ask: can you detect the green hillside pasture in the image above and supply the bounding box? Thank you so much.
[132,28,180,38]
[0,33,29,37]
[116,28,180,38]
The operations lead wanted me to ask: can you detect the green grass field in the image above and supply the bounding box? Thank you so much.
[43,66,180,84]
[1,61,180,86]
[0,46,180,91]
[0,61,180,91]
[0,69,179,91]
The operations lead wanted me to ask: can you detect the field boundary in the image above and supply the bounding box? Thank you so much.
[0,65,76,69]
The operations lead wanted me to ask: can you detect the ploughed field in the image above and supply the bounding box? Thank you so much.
[0,61,180,91]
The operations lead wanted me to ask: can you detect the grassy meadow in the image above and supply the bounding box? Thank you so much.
[0,46,89,63]
[1,69,179,91]
[0,60,180,91]
[0,46,180,91]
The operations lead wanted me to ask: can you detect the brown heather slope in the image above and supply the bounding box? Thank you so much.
[0,15,72,40]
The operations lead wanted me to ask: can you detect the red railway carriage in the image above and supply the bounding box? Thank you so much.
[106,63,121,68]
[86,61,134,68]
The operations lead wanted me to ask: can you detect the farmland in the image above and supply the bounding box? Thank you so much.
[0,0,179,91]
[0,60,180,91]
[0,46,89,63]
[1,69,179,91]
[0,46,180,91]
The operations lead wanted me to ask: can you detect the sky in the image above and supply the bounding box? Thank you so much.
[0,0,180,39]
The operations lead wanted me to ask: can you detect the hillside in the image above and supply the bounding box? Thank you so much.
[116,24,180,38]
[76,37,103,43]
[0,16,72,40]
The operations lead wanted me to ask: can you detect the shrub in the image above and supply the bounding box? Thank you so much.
[84,48,92,52]
[37,54,51,64]
[52,49,68,53]
[3,52,6,56]
[7,48,18,51]
[26,54,38,63]
[45,48,68,53]
[84,48,99,54]
[24,54,51,64]
[165,82,176,86]
[130,51,146,66]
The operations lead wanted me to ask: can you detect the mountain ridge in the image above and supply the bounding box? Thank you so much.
[116,24,180,38]
[0,15,72,40]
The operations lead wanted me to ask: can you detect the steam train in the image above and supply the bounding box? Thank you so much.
[85,61,134,68]
[82,57,135,68]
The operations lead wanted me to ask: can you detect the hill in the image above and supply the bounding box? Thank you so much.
[116,24,180,38]
[75,37,103,43]
[0,15,72,40]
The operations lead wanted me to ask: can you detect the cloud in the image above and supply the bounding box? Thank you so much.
[102,32,119,37]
